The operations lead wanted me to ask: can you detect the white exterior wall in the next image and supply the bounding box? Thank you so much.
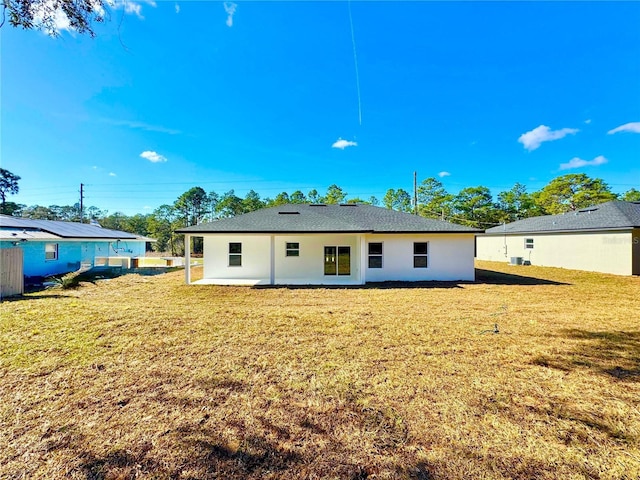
[364,234,476,282]
[274,234,362,285]
[200,233,476,285]
[202,234,362,285]
[476,231,635,276]
[203,235,273,284]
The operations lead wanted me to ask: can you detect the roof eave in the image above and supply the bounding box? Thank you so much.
[481,226,636,235]
[176,229,480,234]
[176,229,373,234]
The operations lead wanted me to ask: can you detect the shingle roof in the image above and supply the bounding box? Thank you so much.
[0,215,150,240]
[483,201,640,235]
[176,204,481,234]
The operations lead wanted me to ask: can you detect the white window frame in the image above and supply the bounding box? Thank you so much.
[45,243,58,261]
[368,242,383,269]
[228,242,242,267]
[413,242,428,268]
[285,242,300,257]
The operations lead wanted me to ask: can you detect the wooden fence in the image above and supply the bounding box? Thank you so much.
[1,248,24,298]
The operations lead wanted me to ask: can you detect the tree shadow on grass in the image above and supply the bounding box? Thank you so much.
[79,445,158,480]
[72,422,435,480]
[170,413,430,480]
[532,329,640,382]
[65,372,439,480]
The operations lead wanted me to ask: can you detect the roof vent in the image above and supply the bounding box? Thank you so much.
[339,203,357,207]
[578,207,598,213]
[278,211,299,215]
[309,204,326,207]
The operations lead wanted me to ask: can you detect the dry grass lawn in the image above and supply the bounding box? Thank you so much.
[1,261,639,479]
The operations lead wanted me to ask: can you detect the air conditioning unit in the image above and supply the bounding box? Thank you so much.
[509,257,523,266]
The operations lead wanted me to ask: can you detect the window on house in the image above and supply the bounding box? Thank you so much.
[525,238,534,249]
[286,242,300,257]
[229,242,242,266]
[368,242,383,268]
[413,242,428,268]
[45,243,58,261]
[324,246,351,275]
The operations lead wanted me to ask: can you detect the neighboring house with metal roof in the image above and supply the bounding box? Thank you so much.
[0,215,154,279]
[176,203,481,285]
[476,201,640,276]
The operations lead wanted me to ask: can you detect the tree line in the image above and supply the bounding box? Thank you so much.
[1,168,639,255]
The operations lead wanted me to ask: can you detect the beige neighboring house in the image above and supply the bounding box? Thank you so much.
[476,201,640,276]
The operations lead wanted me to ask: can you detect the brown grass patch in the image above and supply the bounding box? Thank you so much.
[1,261,639,479]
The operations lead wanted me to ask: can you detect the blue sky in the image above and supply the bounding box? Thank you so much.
[2,1,639,215]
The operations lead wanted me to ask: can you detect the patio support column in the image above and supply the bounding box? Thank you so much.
[185,234,191,285]
[270,234,275,285]
[359,234,366,285]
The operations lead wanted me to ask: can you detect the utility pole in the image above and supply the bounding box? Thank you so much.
[79,183,84,223]
[413,171,418,215]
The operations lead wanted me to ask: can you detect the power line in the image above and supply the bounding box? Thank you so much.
[17,175,640,192]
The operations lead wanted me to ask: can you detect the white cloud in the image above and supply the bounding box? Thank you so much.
[175,2,180,13]
[111,0,156,19]
[124,2,142,17]
[33,0,154,35]
[224,2,237,27]
[518,125,579,151]
[143,205,152,210]
[31,0,76,34]
[607,122,640,135]
[331,138,358,150]
[52,9,72,32]
[584,119,591,124]
[559,155,608,171]
[109,172,117,177]
[438,171,451,178]
[140,151,167,163]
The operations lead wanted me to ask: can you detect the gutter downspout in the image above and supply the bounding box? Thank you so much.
[503,222,507,258]
[185,234,191,285]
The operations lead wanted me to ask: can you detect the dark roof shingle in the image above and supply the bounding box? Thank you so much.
[176,204,480,234]
[483,201,640,235]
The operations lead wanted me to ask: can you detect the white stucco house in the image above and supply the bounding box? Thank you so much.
[176,203,480,285]
[476,201,640,276]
